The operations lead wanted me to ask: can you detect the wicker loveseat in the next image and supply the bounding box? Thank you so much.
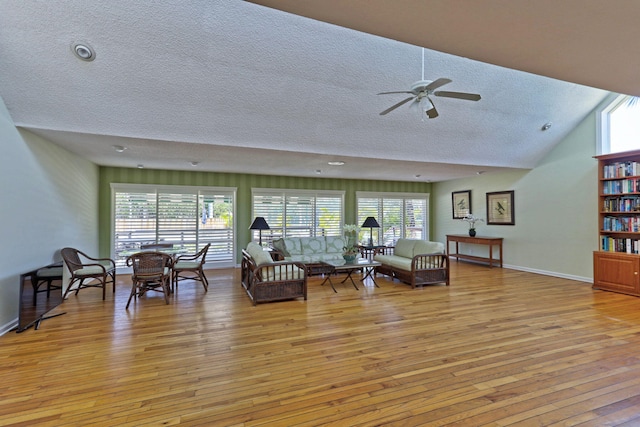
[374,238,449,288]
[241,242,307,305]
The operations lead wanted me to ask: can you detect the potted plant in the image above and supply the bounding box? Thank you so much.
[461,214,484,237]
[343,224,360,263]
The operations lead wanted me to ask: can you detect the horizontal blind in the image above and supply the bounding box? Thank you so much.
[112,184,236,267]
[252,189,344,242]
[157,192,198,248]
[356,192,430,245]
[199,193,234,263]
[114,190,158,257]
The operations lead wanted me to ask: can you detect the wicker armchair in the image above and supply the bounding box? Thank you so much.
[241,247,307,305]
[61,247,116,300]
[125,252,173,309]
[172,243,210,292]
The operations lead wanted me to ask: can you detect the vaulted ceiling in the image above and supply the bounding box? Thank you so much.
[2,1,627,182]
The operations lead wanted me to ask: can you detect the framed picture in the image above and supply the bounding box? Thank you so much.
[486,190,515,225]
[452,190,472,219]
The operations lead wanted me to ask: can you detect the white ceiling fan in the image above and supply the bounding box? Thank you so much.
[378,48,481,119]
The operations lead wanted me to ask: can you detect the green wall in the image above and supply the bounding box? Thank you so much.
[99,167,432,262]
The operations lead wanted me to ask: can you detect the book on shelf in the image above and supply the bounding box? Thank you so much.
[603,161,640,179]
[600,235,639,254]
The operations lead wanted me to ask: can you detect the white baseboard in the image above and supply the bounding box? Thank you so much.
[0,318,18,336]
[504,264,593,284]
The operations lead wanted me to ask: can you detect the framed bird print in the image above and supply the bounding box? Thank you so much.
[452,190,471,219]
[486,191,515,225]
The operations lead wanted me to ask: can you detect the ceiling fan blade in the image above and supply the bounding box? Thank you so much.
[434,90,481,101]
[425,96,438,119]
[425,78,452,91]
[377,90,415,95]
[379,96,415,115]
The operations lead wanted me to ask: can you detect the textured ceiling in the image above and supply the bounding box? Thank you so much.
[0,1,614,182]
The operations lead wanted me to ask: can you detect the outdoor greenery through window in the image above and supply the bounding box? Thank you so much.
[357,192,429,246]
[111,184,236,268]
[601,95,640,155]
[251,189,344,245]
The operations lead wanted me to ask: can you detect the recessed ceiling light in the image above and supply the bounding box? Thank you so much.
[112,145,126,153]
[137,164,144,169]
[328,161,345,166]
[190,161,199,166]
[415,174,421,178]
[541,122,552,131]
[477,171,485,175]
[72,42,95,61]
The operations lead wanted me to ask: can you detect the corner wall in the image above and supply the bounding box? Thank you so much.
[0,97,99,334]
[433,112,599,281]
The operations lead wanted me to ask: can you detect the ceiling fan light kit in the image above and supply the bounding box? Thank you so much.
[378,49,481,119]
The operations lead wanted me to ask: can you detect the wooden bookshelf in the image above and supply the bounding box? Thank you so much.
[594,149,640,296]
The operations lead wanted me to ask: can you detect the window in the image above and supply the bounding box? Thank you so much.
[357,192,429,246]
[111,184,236,268]
[600,95,640,155]
[251,189,344,244]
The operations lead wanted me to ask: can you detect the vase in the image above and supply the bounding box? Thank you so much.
[468,229,476,237]
[343,254,357,264]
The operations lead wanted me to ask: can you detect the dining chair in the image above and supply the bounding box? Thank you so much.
[140,243,174,250]
[172,243,210,292]
[61,247,116,300]
[126,252,173,309]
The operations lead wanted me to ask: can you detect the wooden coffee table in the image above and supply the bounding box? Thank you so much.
[319,258,381,292]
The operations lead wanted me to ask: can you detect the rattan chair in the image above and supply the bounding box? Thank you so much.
[140,243,174,250]
[172,243,210,292]
[61,247,116,300]
[126,252,173,309]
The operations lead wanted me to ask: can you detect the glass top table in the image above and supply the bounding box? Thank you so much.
[319,258,381,292]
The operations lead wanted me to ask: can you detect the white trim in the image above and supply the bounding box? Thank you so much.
[356,190,430,199]
[596,93,634,156]
[1,318,18,335]
[503,264,592,284]
[110,183,236,194]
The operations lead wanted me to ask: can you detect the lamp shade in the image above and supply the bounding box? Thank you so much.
[361,217,380,228]
[249,217,270,230]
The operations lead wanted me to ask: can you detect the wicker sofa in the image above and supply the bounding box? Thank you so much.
[374,238,449,288]
[271,236,347,263]
[241,242,307,305]
[271,236,349,275]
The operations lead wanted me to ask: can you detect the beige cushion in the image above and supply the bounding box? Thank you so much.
[394,239,416,258]
[264,265,305,281]
[413,240,444,256]
[374,254,412,271]
[246,242,274,265]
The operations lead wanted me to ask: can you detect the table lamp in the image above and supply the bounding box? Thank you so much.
[249,217,270,246]
[361,216,380,246]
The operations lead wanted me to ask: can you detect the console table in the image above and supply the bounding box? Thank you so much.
[446,234,503,268]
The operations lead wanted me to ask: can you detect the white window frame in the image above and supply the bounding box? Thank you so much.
[356,191,430,246]
[111,183,237,270]
[597,93,640,155]
[251,188,345,243]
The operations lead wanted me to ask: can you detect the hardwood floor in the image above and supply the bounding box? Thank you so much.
[3,263,640,426]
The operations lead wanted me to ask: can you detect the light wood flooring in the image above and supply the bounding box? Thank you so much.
[3,262,640,426]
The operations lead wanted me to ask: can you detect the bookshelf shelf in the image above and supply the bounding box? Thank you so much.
[594,149,640,296]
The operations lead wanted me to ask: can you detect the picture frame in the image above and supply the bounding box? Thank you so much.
[486,190,515,225]
[452,190,472,219]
